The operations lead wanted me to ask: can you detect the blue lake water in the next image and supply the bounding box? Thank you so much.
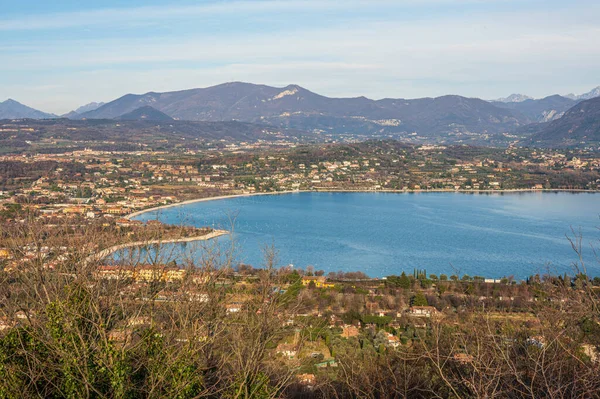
[130,192,600,279]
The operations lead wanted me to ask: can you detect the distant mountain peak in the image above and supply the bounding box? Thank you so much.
[565,86,600,101]
[494,94,534,103]
[115,106,173,122]
[75,101,105,114]
[0,99,56,119]
[63,101,106,118]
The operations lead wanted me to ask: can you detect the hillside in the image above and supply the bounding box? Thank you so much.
[115,106,174,121]
[76,82,529,138]
[0,99,56,119]
[0,118,313,153]
[491,95,578,122]
[524,97,600,147]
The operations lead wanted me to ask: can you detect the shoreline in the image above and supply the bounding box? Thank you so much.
[126,191,301,219]
[87,229,230,263]
[126,188,599,220]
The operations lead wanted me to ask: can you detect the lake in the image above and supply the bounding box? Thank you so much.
[130,192,600,279]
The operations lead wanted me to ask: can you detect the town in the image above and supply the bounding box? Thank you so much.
[1,141,599,224]
[0,138,599,397]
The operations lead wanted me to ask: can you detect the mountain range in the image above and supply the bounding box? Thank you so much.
[2,83,600,147]
[494,86,600,103]
[73,83,600,141]
[74,82,525,137]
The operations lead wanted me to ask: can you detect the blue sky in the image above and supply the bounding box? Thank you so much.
[1,0,599,114]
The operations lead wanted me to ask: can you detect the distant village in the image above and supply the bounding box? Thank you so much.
[0,141,598,224]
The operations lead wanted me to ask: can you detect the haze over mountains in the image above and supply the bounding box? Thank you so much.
[491,86,600,124]
[494,87,600,104]
[1,83,599,147]
[491,95,579,123]
[493,94,534,103]
[524,96,600,147]
[0,99,56,119]
[565,87,600,101]
[62,102,105,118]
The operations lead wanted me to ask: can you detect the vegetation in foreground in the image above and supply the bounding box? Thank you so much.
[0,220,599,398]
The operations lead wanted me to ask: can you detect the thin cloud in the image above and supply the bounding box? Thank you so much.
[0,0,521,31]
[2,13,598,70]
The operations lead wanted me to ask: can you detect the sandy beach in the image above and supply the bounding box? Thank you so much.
[125,188,598,220]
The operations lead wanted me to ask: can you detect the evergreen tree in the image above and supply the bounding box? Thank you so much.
[411,292,428,306]
[399,272,411,289]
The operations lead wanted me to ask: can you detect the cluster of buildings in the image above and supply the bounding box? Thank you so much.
[0,143,598,233]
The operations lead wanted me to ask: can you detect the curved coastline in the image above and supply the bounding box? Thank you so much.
[126,188,599,220]
[87,229,230,264]
[121,190,600,278]
[126,190,301,219]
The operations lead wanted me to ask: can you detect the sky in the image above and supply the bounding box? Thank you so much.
[1,0,599,114]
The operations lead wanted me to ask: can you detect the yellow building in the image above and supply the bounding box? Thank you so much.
[63,206,86,214]
[96,265,185,282]
[135,267,185,282]
[105,207,125,215]
[301,276,334,288]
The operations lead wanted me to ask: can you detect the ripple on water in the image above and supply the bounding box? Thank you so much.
[128,192,600,279]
